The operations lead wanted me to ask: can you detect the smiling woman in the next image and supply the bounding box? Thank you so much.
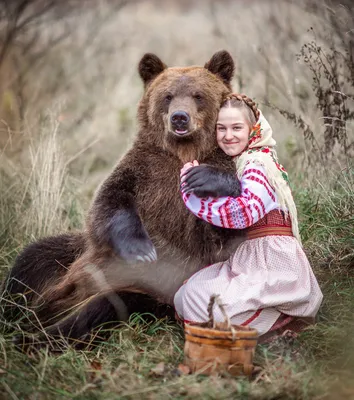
[176,94,323,342]
[216,107,251,157]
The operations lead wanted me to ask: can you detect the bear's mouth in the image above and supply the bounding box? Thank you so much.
[174,128,189,136]
[167,122,197,138]
[169,128,194,138]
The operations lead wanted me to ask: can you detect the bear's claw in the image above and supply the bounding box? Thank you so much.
[109,210,157,264]
[114,235,157,264]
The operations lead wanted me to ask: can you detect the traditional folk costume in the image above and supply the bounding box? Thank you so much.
[174,110,323,341]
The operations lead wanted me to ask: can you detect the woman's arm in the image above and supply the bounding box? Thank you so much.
[181,163,277,229]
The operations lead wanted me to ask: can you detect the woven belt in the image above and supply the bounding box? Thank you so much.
[247,225,293,240]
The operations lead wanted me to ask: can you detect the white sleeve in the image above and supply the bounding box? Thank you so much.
[181,163,277,229]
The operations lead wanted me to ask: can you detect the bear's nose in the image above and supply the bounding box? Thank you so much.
[171,111,190,128]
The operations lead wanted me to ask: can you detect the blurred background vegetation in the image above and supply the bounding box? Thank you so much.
[0,0,353,398]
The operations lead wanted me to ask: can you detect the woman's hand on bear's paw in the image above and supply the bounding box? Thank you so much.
[181,164,241,198]
[180,160,200,177]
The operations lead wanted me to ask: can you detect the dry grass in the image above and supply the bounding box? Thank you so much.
[0,0,353,399]
[1,0,352,191]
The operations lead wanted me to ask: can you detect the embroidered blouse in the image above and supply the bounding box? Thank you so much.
[181,162,285,229]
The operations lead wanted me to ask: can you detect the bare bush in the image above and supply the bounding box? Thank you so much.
[271,1,354,167]
[0,0,129,156]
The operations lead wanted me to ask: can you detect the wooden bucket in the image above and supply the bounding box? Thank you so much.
[183,295,259,376]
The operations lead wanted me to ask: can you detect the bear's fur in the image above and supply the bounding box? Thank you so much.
[3,51,244,347]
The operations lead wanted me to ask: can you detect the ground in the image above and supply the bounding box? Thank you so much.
[1,171,353,400]
[0,1,353,398]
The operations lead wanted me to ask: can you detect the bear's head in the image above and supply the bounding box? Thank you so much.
[137,51,234,162]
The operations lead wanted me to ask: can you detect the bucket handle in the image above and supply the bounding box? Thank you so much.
[208,294,237,341]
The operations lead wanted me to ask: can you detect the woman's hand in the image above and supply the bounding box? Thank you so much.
[180,160,199,176]
[180,160,199,191]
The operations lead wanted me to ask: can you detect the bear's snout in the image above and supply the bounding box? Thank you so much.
[170,111,190,135]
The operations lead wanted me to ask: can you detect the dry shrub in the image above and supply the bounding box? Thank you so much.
[0,111,83,278]
[270,1,354,170]
[0,0,348,190]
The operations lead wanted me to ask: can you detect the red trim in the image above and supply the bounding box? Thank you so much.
[241,309,262,326]
[247,226,293,239]
[244,188,261,221]
[197,198,206,219]
[182,192,191,202]
[218,203,228,227]
[237,197,252,228]
[244,168,273,192]
[247,175,276,202]
[246,189,266,215]
[244,199,254,225]
[248,224,293,230]
[206,199,217,224]
[253,202,261,221]
[225,197,235,228]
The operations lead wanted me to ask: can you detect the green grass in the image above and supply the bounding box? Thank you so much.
[0,288,353,400]
[295,165,354,272]
[0,130,353,398]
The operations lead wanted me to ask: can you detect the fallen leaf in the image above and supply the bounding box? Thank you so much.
[0,368,6,375]
[90,360,102,371]
[88,359,103,383]
[150,362,165,376]
[177,364,190,375]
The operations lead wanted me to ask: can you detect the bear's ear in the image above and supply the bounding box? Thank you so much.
[204,50,235,86]
[139,53,167,87]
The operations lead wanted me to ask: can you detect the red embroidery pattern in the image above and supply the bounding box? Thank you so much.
[225,198,235,228]
[207,199,217,224]
[244,188,262,220]
[245,189,266,216]
[198,198,206,219]
[247,175,276,202]
[241,309,263,326]
[244,168,273,191]
[218,203,229,227]
[234,197,251,228]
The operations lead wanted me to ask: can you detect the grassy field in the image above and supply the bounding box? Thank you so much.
[1,167,353,400]
[0,0,353,399]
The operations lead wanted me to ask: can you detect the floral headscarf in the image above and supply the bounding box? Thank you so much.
[235,110,301,243]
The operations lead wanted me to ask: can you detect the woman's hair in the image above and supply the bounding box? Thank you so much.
[220,93,259,127]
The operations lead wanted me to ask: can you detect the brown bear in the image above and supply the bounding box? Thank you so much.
[3,50,244,348]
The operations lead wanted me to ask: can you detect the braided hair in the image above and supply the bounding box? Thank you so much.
[221,93,260,127]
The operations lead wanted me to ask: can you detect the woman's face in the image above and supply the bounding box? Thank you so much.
[216,107,251,156]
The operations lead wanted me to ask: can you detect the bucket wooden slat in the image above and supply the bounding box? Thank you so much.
[183,295,259,376]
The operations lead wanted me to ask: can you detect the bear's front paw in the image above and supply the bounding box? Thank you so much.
[108,210,157,264]
[181,164,241,198]
[113,234,157,264]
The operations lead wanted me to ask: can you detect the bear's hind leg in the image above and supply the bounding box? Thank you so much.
[1,233,85,330]
[13,291,175,352]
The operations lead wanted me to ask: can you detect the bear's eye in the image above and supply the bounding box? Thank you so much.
[194,94,203,101]
[165,94,173,102]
